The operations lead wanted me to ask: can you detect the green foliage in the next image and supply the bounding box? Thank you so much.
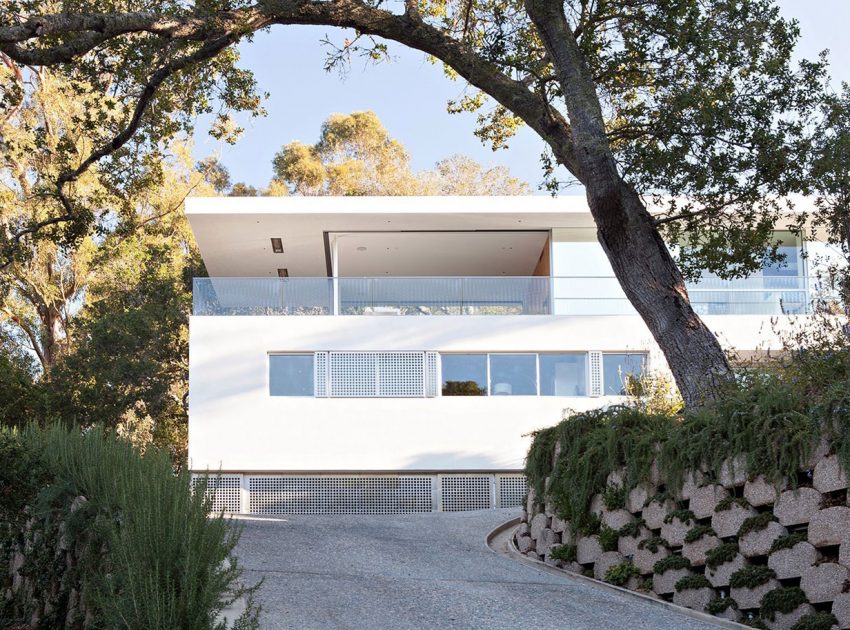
[729,566,776,589]
[769,533,807,555]
[716,496,751,512]
[604,562,639,587]
[705,543,739,570]
[738,513,776,537]
[618,518,646,539]
[790,612,839,630]
[442,381,487,396]
[664,509,696,525]
[602,484,626,511]
[675,574,712,592]
[706,597,738,615]
[638,536,669,554]
[684,525,716,544]
[653,555,691,575]
[760,587,808,621]
[548,544,577,563]
[598,526,620,552]
[0,424,259,628]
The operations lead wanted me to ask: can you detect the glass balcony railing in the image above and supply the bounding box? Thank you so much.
[192,276,828,316]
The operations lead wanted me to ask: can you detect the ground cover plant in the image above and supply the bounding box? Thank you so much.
[0,424,259,629]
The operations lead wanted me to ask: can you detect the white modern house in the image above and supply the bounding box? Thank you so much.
[186,196,830,515]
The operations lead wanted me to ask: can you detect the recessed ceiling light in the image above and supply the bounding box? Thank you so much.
[270,237,284,253]
[356,246,367,252]
[277,268,289,277]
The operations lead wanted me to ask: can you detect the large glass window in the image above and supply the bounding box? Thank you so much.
[489,354,537,396]
[602,353,646,396]
[269,354,314,396]
[539,354,587,396]
[441,354,488,396]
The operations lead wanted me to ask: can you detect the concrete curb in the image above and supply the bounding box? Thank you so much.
[485,520,748,630]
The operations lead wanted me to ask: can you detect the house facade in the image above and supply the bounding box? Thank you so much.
[186,196,828,515]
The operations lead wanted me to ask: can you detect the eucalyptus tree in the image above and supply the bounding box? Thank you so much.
[0,0,828,406]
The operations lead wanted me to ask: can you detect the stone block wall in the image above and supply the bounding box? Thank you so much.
[515,453,850,629]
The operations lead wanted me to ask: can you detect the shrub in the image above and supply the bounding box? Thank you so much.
[684,525,716,544]
[760,587,808,621]
[769,533,807,555]
[604,562,639,586]
[598,525,620,552]
[675,574,712,591]
[705,543,739,570]
[790,612,839,630]
[638,536,669,553]
[729,565,776,589]
[0,425,260,629]
[663,509,695,525]
[602,484,626,510]
[716,496,751,512]
[738,512,775,537]
[653,555,691,574]
[618,518,646,538]
[549,544,577,563]
[706,597,738,614]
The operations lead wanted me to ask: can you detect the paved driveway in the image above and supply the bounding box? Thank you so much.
[234,508,721,630]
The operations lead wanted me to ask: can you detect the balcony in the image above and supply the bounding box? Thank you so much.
[192,276,827,316]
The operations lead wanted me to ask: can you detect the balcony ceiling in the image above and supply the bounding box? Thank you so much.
[186,196,593,277]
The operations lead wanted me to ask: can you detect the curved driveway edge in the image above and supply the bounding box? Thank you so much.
[234,508,725,629]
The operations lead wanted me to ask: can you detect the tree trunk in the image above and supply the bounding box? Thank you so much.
[525,0,733,407]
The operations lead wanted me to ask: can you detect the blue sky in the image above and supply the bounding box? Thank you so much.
[193,1,850,194]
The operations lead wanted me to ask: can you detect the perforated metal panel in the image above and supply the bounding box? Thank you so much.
[328,352,425,397]
[441,475,492,511]
[315,352,328,397]
[192,475,242,514]
[497,475,528,508]
[425,351,439,397]
[589,351,603,396]
[248,475,433,515]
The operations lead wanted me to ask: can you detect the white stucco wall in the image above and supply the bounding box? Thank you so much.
[188,313,797,472]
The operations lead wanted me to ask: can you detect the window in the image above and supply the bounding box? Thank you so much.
[602,353,646,396]
[539,354,587,396]
[270,354,314,396]
[489,354,537,396]
[441,354,487,396]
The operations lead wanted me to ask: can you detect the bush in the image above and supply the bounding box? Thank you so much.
[769,533,807,555]
[604,562,639,586]
[549,544,577,563]
[675,574,711,591]
[0,425,260,629]
[706,597,738,614]
[618,518,646,538]
[653,555,691,574]
[705,543,739,570]
[598,525,620,552]
[602,484,626,510]
[663,509,695,525]
[638,536,669,553]
[729,565,776,589]
[790,612,838,630]
[738,512,775,537]
[760,587,808,621]
[684,525,716,544]
[715,496,750,512]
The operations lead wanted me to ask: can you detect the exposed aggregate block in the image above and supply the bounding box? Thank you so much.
[682,534,721,567]
[516,523,530,538]
[626,483,654,513]
[607,469,625,488]
[673,586,715,612]
[529,513,551,541]
[712,503,758,538]
[589,494,604,516]
[773,487,823,527]
[602,509,634,531]
[831,592,850,630]
[731,578,780,610]
[739,521,788,558]
[661,516,693,548]
[689,484,730,520]
[743,476,782,507]
[680,470,706,500]
[537,528,561,558]
[633,545,669,575]
[840,536,850,568]
[808,506,850,547]
[593,551,626,581]
[618,527,651,557]
[719,455,749,488]
[526,487,536,516]
[706,553,746,588]
[576,535,603,565]
[643,499,675,531]
[550,514,568,534]
[799,562,850,603]
[764,603,815,630]
[768,541,820,580]
[813,455,848,493]
[652,567,691,595]
[516,534,535,554]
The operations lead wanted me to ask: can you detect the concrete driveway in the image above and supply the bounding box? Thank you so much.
[234,508,722,630]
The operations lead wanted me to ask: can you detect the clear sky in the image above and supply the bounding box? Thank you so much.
[193,1,850,195]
